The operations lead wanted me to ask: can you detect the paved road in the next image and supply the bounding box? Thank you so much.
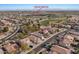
[21,29,68,54]
[69,29,79,36]
[0,21,20,44]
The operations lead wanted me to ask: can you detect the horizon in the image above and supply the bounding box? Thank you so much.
[0,4,79,11]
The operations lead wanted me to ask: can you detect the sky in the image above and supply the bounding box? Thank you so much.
[0,4,79,11]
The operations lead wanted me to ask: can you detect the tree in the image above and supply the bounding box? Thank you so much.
[20,43,31,51]
[2,27,8,32]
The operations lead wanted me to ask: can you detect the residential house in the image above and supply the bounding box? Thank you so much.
[28,35,42,44]
[2,41,19,54]
[59,34,74,48]
[0,48,4,54]
[20,34,42,48]
[31,32,45,41]
[50,45,71,54]
[39,26,51,38]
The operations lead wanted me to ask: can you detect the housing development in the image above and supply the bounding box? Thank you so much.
[0,4,79,54]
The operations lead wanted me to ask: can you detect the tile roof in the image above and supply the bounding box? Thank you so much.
[51,45,71,54]
[3,42,18,53]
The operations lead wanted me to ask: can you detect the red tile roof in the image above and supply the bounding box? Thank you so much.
[51,45,71,54]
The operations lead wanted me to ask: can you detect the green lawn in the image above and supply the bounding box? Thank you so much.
[40,17,67,26]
